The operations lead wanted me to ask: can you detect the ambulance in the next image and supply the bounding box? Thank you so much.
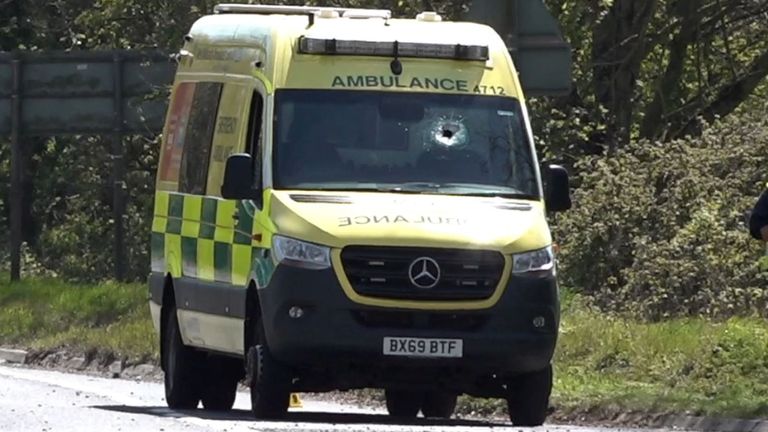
[149,3,571,426]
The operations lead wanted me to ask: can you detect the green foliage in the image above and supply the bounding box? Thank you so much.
[32,309,156,358]
[556,109,768,319]
[553,296,768,417]
[247,0,468,20]
[30,137,114,279]
[17,135,158,281]
[537,0,768,155]
[0,275,156,357]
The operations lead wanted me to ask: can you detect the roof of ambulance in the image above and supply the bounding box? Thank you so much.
[188,13,502,47]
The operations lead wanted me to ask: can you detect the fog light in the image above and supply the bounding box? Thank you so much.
[288,306,305,319]
[532,316,546,328]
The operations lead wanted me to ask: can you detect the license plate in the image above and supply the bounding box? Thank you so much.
[383,337,463,358]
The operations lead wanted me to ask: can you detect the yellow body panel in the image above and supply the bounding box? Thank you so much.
[152,193,169,233]
[177,15,523,97]
[166,234,182,278]
[197,239,216,281]
[181,196,202,238]
[177,309,243,354]
[263,190,549,310]
[268,191,551,253]
[152,9,552,334]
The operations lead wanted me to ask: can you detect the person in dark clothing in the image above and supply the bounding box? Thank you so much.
[750,186,768,241]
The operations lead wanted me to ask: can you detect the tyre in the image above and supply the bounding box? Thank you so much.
[421,391,457,419]
[201,356,240,411]
[247,318,292,419]
[506,365,553,427]
[385,389,423,418]
[162,303,203,409]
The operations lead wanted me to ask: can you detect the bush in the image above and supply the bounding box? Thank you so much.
[556,108,768,319]
[27,135,158,282]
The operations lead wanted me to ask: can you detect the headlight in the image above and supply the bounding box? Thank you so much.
[272,236,331,270]
[513,245,554,274]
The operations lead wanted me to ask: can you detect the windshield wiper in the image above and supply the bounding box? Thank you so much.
[310,183,538,199]
[418,183,538,200]
[313,186,428,194]
[390,182,443,192]
[453,191,539,200]
[323,183,443,194]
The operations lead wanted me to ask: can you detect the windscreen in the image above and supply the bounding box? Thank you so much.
[272,90,540,199]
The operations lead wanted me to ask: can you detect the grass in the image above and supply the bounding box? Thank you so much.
[2,275,768,419]
[552,295,768,418]
[0,275,156,359]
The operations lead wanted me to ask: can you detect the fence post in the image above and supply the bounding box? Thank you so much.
[9,56,23,282]
[112,53,127,281]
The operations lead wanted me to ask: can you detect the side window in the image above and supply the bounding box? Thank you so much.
[205,84,250,196]
[179,82,223,194]
[246,91,265,188]
[157,82,196,189]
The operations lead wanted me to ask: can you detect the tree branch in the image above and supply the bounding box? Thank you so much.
[640,0,701,140]
[592,0,660,148]
[674,46,768,138]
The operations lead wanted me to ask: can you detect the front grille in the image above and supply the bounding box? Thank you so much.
[340,246,505,300]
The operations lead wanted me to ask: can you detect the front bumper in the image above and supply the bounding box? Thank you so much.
[259,261,559,387]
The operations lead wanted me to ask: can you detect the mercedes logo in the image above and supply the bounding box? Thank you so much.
[408,257,441,289]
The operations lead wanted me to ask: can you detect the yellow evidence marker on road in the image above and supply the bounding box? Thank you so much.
[290,393,303,409]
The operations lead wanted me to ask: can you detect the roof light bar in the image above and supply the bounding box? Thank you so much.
[416,11,442,22]
[343,9,391,19]
[298,38,489,61]
[214,4,392,19]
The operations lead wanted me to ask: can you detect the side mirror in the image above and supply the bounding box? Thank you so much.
[545,164,571,212]
[221,153,260,200]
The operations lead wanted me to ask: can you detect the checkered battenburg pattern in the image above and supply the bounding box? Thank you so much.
[152,191,259,286]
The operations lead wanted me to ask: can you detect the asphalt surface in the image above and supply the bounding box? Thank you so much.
[0,363,689,432]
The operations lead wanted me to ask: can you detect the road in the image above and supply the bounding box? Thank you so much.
[0,363,686,432]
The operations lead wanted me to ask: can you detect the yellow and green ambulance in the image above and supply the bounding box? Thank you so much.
[149,3,571,426]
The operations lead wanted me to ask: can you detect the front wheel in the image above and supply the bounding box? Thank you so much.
[162,304,202,409]
[247,316,292,420]
[506,365,553,427]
